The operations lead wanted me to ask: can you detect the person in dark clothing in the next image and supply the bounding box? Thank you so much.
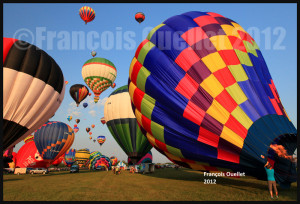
[261,155,278,199]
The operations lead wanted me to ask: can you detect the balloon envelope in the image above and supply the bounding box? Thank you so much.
[64,148,76,167]
[75,148,90,167]
[135,12,145,23]
[34,121,75,162]
[3,37,65,150]
[104,85,152,164]
[97,136,106,146]
[69,84,89,107]
[83,103,88,108]
[79,6,95,24]
[82,57,117,103]
[128,11,297,186]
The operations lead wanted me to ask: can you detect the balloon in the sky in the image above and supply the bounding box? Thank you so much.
[104,85,152,164]
[69,84,89,107]
[34,121,75,163]
[15,140,50,168]
[88,93,92,96]
[82,57,117,103]
[65,81,69,84]
[91,124,95,128]
[128,11,297,187]
[86,127,91,133]
[111,83,116,88]
[110,156,118,166]
[74,127,79,133]
[83,102,88,108]
[93,139,96,143]
[75,119,80,124]
[79,6,95,24]
[75,148,90,167]
[51,154,65,166]
[91,51,97,57]
[67,116,72,122]
[64,148,76,167]
[3,37,65,151]
[101,117,106,125]
[128,151,152,165]
[97,136,106,146]
[23,135,34,144]
[74,124,77,128]
[135,12,145,24]
[89,132,92,136]
[89,136,92,140]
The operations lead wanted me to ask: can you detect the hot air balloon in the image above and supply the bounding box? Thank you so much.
[79,6,95,24]
[91,124,95,128]
[51,154,65,166]
[91,51,97,57]
[75,148,90,168]
[104,85,152,164]
[110,156,118,166]
[89,132,92,136]
[3,37,65,151]
[75,119,80,124]
[135,12,145,24]
[69,84,89,107]
[65,81,69,84]
[88,93,92,96]
[96,136,106,146]
[89,136,92,140]
[83,102,88,108]
[112,83,116,88]
[67,116,72,122]
[74,127,79,133]
[34,121,75,163]
[15,140,50,168]
[90,155,111,170]
[128,11,297,187]
[86,127,91,133]
[23,135,34,144]
[74,124,77,128]
[101,117,106,125]
[64,148,76,167]
[128,151,152,165]
[89,151,102,164]
[82,57,117,103]
[93,139,96,143]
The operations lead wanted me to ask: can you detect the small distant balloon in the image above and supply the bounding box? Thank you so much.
[101,117,106,125]
[67,116,72,122]
[93,139,96,143]
[88,93,92,96]
[111,83,116,88]
[83,103,88,108]
[79,6,95,24]
[75,119,80,124]
[86,127,91,133]
[89,132,92,135]
[91,124,95,128]
[74,124,77,128]
[65,81,69,84]
[89,136,92,140]
[91,51,97,57]
[135,12,145,24]
[74,127,79,133]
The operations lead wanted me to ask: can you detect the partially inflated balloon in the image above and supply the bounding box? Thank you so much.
[82,57,117,103]
[128,11,297,186]
[64,148,76,167]
[15,141,50,168]
[3,38,65,150]
[34,121,75,162]
[104,85,152,164]
[69,84,89,107]
[51,154,65,166]
[79,6,95,24]
[128,151,152,165]
[75,148,90,167]
[97,136,106,146]
[110,156,118,166]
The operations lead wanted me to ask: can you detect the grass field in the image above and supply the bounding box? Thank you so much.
[3,168,297,201]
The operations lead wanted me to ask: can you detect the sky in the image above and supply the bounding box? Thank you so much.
[3,3,297,163]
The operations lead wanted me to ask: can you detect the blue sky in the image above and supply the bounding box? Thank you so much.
[4,3,297,163]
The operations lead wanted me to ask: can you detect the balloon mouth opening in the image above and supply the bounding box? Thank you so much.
[267,133,297,188]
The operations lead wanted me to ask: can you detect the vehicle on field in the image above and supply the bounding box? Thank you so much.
[14,168,28,175]
[29,168,48,174]
[70,165,79,173]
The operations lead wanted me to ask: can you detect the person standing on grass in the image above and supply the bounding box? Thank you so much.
[261,155,278,199]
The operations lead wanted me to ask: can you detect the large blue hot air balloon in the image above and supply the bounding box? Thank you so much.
[34,121,75,162]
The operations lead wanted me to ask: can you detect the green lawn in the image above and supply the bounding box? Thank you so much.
[3,168,297,201]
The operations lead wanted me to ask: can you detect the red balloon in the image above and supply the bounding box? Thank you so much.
[74,124,77,127]
[15,141,50,168]
[51,154,65,166]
